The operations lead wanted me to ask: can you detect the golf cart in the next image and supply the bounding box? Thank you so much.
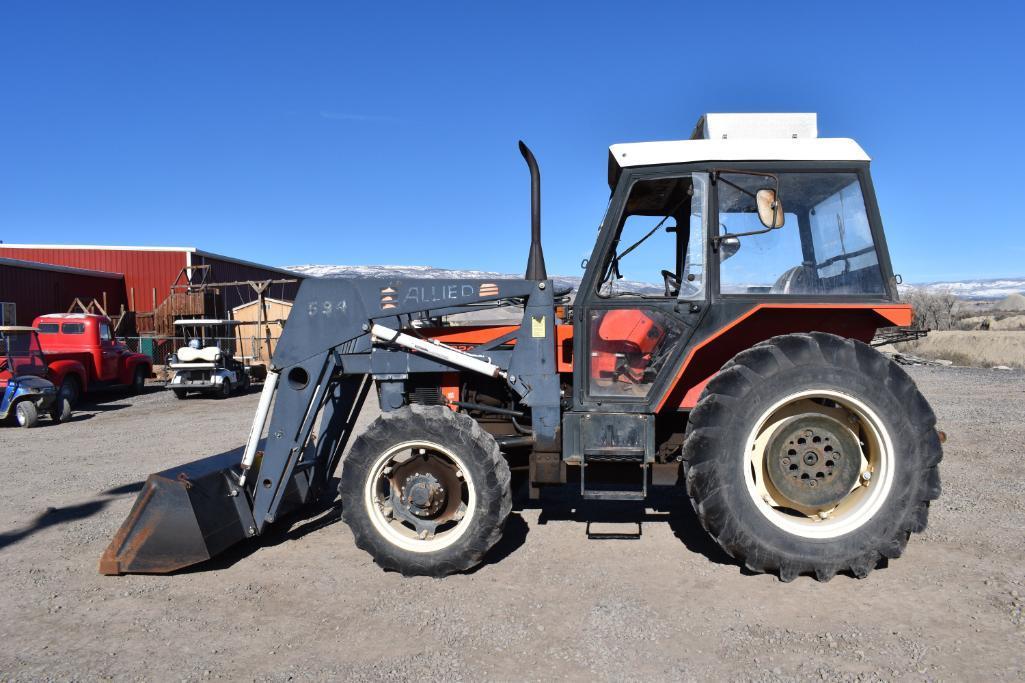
[166,319,252,399]
[0,326,66,427]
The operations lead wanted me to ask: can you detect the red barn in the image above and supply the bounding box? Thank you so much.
[0,257,127,325]
[0,244,301,313]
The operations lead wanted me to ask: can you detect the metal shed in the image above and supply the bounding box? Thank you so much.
[0,257,127,325]
[0,244,302,312]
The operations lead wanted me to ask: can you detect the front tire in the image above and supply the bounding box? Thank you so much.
[49,397,72,423]
[172,389,188,400]
[59,376,81,408]
[681,333,942,582]
[15,401,39,428]
[340,405,512,577]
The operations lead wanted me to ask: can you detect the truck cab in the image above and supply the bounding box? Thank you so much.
[34,313,153,405]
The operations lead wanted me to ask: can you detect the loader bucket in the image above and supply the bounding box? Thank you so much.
[99,450,253,575]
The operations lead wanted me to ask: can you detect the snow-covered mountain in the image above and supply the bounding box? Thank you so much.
[284,265,1023,301]
[901,278,1025,300]
[284,264,663,295]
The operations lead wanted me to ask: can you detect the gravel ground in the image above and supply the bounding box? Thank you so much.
[0,366,1023,681]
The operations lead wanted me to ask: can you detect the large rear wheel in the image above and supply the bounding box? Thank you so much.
[681,332,942,581]
[340,405,511,576]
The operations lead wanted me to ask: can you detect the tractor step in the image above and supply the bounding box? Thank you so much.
[580,451,648,501]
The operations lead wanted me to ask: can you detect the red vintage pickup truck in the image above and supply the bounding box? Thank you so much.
[33,313,153,406]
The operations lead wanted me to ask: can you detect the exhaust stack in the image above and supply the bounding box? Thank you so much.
[519,141,547,281]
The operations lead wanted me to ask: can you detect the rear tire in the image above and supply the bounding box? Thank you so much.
[340,405,511,577]
[15,401,39,428]
[130,366,147,394]
[681,332,942,582]
[172,389,188,400]
[217,380,231,399]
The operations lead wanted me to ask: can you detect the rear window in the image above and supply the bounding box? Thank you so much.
[38,323,60,334]
[62,323,86,335]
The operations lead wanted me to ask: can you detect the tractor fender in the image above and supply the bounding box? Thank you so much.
[47,359,89,394]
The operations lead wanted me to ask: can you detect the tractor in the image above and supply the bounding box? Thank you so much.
[101,113,942,582]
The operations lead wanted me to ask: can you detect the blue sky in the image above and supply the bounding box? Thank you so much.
[1,1,1022,283]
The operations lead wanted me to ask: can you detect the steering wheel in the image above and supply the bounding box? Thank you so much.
[661,269,680,298]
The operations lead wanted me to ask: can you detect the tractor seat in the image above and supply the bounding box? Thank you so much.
[770,264,819,294]
[177,346,221,363]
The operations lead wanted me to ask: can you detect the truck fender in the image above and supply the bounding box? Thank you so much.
[119,354,154,385]
[46,359,89,394]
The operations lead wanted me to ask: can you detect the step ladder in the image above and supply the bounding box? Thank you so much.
[580,447,648,501]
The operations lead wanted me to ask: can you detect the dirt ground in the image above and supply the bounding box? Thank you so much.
[1,366,1023,681]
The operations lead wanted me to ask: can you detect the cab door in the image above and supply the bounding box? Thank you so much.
[572,171,710,413]
[98,320,119,380]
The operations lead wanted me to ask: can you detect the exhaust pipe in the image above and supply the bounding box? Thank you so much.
[519,140,547,281]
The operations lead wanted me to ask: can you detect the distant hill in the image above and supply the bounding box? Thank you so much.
[284,264,662,296]
[902,278,1025,301]
[994,292,1025,311]
[284,265,1023,302]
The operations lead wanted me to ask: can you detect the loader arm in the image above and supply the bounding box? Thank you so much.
[101,276,559,574]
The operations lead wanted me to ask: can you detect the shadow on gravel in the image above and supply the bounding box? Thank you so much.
[177,479,349,574]
[516,479,744,571]
[0,480,144,552]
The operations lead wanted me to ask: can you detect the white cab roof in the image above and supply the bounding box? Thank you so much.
[608,113,870,186]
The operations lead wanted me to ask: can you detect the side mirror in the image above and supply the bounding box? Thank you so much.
[756,189,785,229]
[719,236,741,262]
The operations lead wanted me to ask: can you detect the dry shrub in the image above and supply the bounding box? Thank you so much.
[896,331,1025,368]
[903,290,958,330]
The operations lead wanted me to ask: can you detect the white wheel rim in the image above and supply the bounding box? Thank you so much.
[743,389,894,539]
[363,440,477,553]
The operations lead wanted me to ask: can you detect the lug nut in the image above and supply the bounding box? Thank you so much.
[862,471,872,481]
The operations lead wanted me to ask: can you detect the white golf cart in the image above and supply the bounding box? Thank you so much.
[166,319,251,400]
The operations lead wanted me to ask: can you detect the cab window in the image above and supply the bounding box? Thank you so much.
[717,172,885,296]
[598,173,707,299]
[99,322,112,342]
[62,323,85,334]
[37,323,60,334]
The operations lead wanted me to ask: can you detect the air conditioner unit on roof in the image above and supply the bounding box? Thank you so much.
[691,113,818,141]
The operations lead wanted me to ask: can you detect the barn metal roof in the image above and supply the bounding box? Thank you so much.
[0,256,123,279]
[0,245,301,279]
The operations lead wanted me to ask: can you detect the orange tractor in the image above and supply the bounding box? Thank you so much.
[102,113,941,582]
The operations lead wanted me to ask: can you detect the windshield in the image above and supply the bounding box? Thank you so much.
[0,331,47,379]
[717,171,885,296]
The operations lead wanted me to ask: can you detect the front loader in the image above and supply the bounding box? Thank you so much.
[101,113,942,581]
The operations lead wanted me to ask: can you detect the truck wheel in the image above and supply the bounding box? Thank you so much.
[49,397,72,423]
[59,376,81,408]
[340,404,512,577]
[130,366,147,394]
[681,332,942,582]
[15,401,39,428]
[172,389,188,400]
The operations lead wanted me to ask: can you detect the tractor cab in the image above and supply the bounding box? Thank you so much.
[0,326,62,427]
[166,319,251,399]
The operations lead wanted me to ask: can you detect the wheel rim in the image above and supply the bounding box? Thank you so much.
[363,440,476,553]
[16,404,28,426]
[744,389,894,539]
